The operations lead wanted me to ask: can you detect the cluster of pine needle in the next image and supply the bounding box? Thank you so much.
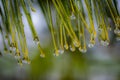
[0,0,120,64]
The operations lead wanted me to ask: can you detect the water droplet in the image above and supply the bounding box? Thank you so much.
[114,28,120,34]
[88,43,94,48]
[40,53,45,58]
[31,7,36,12]
[22,57,31,64]
[115,23,119,27]
[100,40,109,46]
[17,60,23,66]
[15,52,21,60]
[9,43,16,52]
[81,49,87,53]
[107,27,112,31]
[89,35,95,48]
[73,40,80,47]
[33,36,40,45]
[70,45,75,52]
[70,13,76,20]
[10,47,16,52]
[53,50,59,56]
[64,44,69,50]
[79,47,87,53]
[59,48,64,54]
